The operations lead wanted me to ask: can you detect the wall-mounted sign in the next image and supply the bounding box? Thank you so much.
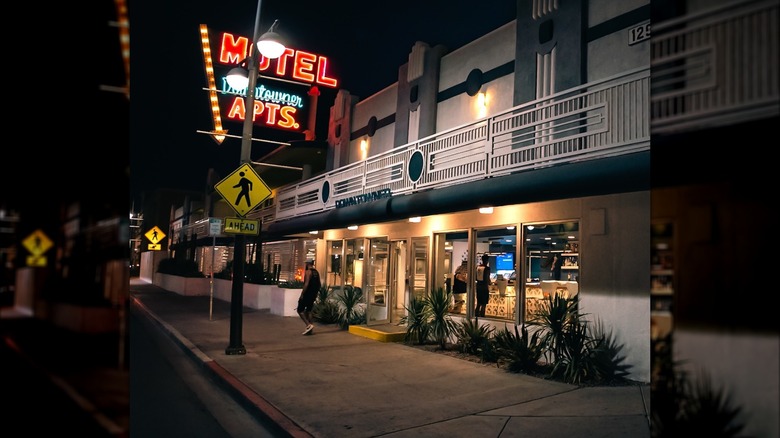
[628,21,651,46]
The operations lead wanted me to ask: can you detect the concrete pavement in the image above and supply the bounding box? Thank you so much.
[129,278,651,438]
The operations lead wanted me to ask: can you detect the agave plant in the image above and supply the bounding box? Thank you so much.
[549,318,600,384]
[335,286,365,329]
[528,292,580,364]
[588,317,632,383]
[426,287,458,349]
[454,317,495,356]
[400,294,431,345]
[312,286,340,324]
[493,323,544,373]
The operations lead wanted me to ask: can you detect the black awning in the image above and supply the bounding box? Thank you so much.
[263,151,650,240]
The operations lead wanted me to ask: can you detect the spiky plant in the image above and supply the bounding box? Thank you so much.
[588,317,632,383]
[528,292,579,364]
[335,286,364,329]
[426,287,458,349]
[493,323,544,374]
[548,318,600,384]
[312,286,340,324]
[400,294,431,345]
[454,317,496,361]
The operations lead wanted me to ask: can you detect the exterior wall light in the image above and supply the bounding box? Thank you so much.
[479,207,494,214]
[409,217,421,223]
[347,225,358,230]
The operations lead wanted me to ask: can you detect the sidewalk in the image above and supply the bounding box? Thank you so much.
[129,278,651,438]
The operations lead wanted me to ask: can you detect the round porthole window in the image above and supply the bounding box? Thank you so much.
[466,69,483,97]
[367,116,378,137]
[321,180,330,204]
[408,150,424,183]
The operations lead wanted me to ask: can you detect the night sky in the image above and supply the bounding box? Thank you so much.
[129,0,516,206]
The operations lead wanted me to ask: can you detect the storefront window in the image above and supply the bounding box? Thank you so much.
[474,226,517,321]
[344,238,363,291]
[523,221,579,321]
[411,237,428,301]
[433,230,469,315]
[325,240,343,288]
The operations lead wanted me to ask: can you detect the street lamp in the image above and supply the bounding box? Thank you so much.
[225,0,286,356]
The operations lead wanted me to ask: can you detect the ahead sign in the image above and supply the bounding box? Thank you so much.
[223,217,259,235]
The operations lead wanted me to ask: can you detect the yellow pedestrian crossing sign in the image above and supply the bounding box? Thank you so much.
[215,163,272,217]
[22,229,53,267]
[145,226,166,244]
[22,229,53,256]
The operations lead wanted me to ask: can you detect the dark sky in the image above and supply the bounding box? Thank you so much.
[129,0,516,206]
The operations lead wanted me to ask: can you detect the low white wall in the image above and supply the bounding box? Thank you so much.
[153,274,273,310]
[271,287,301,317]
[212,278,272,310]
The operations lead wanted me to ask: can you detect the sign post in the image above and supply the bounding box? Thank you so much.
[208,218,222,321]
[214,162,272,355]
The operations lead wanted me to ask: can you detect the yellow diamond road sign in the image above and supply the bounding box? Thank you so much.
[215,163,272,217]
[22,229,53,256]
[145,226,166,244]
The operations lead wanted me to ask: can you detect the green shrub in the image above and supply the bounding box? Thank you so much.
[156,258,204,278]
[278,280,304,289]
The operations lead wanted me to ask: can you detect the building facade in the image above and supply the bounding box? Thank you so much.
[158,2,778,435]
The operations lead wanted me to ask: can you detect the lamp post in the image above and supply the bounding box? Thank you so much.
[225,0,285,355]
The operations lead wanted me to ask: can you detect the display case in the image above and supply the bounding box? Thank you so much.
[523,281,578,320]
[651,221,674,339]
[485,284,515,319]
[560,241,579,281]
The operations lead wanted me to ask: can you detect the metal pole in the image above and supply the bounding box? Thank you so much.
[209,234,215,321]
[226,0,264,355]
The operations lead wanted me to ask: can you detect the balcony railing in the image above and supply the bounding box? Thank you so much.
[651,0,779,133]
[255,67,650,224]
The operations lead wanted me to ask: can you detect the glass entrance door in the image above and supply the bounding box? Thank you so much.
[366,237,390,325]
[389,240,408,325]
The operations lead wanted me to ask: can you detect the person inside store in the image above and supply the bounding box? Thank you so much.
[475,253,490,317]
[298,259,321,335]
[453,259,468,308]
[551,253,563,280]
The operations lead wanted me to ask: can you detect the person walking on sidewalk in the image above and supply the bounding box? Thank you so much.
[298,260,321,335]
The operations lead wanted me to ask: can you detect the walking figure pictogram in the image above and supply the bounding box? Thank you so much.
[233,171,253,207]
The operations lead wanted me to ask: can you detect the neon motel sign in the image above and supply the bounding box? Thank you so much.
[199,25,339,139]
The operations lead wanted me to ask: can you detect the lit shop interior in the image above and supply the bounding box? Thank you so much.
[314,219,579,324]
